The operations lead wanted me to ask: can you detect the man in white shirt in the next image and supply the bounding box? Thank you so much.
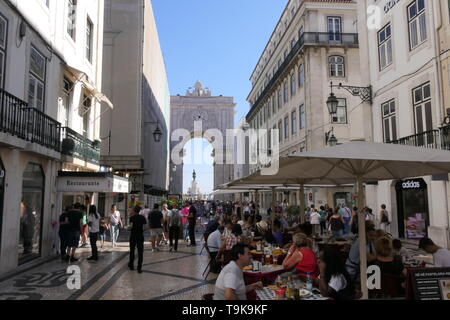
[207,226,224,273]
[214,243,263,300]
[419,237,450,267]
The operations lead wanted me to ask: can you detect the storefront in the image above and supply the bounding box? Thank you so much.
[395,179,430,239]
[57,172,130,223]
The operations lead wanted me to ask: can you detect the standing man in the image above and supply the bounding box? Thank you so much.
[148,204,164,252]
[341,205,352,235]
[59,206,71,261]
[379,204,390,232]
[66,203,84,262]
[128,205,147,273]
[168,203,182,252]
[188,202,197,246]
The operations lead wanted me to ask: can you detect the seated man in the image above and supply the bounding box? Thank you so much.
[419,237,450,267]
[205,216,220,234]
[214,243,263,300]
[207,225,225,273]
[345,224,378,280]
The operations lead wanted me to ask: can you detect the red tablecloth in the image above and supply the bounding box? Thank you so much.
[244,267,288,300]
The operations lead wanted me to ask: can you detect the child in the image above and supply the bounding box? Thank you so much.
[393,239,412,262]
[99,218,109,249]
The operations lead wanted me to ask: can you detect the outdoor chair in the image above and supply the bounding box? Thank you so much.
[200,231,210,255]
[202,239,219,279]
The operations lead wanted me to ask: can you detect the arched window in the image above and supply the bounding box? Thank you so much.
[19,163,44,264]
[290,73,296,96]
[329,55,345,77]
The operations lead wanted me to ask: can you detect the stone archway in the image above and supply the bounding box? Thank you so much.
[169,82,236,200]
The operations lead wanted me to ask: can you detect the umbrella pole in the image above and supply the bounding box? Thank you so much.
[299,183,305,224]
[357,175,368,299]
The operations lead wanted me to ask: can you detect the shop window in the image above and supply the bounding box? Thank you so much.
[19,163,44,264]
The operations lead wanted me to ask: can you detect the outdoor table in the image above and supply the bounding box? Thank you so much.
[243,264,287,286]
[255,286,328,301]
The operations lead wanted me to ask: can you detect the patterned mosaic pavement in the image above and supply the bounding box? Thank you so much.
[0,231,218,300]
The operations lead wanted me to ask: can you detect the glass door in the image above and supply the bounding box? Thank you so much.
[328,17,342,43]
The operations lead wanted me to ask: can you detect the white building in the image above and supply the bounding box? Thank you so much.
[101,0,170,220]
[357,0,450,247]
[245,0,369,212]
[0,0,109,276]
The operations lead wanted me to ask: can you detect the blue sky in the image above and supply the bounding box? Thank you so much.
[152,0,287,194]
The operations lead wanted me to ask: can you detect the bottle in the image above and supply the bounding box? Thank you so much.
[306,272,313,291]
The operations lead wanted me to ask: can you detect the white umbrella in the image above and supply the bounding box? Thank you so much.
[229,141,450,299]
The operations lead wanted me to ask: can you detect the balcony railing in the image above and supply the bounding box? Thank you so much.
[0,88,61,152]
[389,126,450,151]
[247,32,359,120]
[61,127,100,164]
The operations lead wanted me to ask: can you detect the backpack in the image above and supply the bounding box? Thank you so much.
[171,209,181,226]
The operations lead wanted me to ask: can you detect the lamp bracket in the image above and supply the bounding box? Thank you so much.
[331,82,373,104]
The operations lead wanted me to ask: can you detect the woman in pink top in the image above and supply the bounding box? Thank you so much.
[181,205,189,242]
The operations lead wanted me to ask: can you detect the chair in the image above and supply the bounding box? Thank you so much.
[202,233,219,279]
[200,232,210,255]
[202,293,214,300]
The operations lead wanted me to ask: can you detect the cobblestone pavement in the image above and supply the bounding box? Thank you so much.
[0,231,218,300]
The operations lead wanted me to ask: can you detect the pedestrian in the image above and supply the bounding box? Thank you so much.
[319,206,327,236]
[87,205,100,261]
[341,205,352,235]
[188,202,197,246]
[330,208,345,238]
[80,205,88,247]
[128,205,147,273]
[149,203,164,252]
[161,204,171,245]
[108,204,122,247]
[181,204,190,242]
[310,209,321,236]
[379,204,390,232]
[99,217,108,249]
[168,203,182,252]
[350,207,359,235]
[66,202,84,262]
[59,206,71,262]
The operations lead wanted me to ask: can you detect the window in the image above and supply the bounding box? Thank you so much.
[328,17,342,42]
[299,26,304,39]
[329,56,345,77]
[291,110,297,134]
[0,14,8,89]
[413,82,433,146]
[81,94,91,138]
[291,39,296,49]
[283,80,289,104]
[86,17,93,63]
[284,50,288,59]
[19,163,44,264]
[28,46,46,111]
[284,116,289,140]
[67,0,77,40]
[378,23,393,70]
[408,0,427,50]
[272,96,276,115]
[298,64,305,87]
[61,78,73,127]
[290,73,296,96]
[278,120,282,143]
[299,104,305,129]
[332,98,348,124]
[277,89,282,110]
[382,99,397,142]
[267,101,271,120]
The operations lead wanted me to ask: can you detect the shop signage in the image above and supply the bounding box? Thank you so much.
[384,0,401,14]
[402,180,422,189]
[58,175,129,193]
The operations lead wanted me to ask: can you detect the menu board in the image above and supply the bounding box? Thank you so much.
[410,268,450,300]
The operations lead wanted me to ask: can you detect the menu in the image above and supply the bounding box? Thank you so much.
[410,268,450,300]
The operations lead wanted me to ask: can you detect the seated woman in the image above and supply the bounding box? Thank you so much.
[372,237,407,277]
[316,246,355,300]
[282,233,319,278]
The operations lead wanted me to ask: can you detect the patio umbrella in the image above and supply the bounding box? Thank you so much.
[229,141,450,299]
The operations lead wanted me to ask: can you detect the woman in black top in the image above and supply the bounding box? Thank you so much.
[372,237,407,277]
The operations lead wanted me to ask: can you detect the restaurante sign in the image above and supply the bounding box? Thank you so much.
[384,0,401,14]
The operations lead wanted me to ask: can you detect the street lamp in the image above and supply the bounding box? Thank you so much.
[144,120,163,143]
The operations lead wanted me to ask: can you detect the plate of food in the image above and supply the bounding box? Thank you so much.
[243,265,253,271]
[299,289,312,297]
[267,285,280,291]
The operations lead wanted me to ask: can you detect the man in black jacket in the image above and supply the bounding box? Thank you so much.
[188,203,197,246]
[128,205,147,273]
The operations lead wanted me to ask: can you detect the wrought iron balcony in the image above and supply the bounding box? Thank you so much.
[0,88,61,152]
[389,126,450,151]
[247,32,359,120]
[61,127,100,164]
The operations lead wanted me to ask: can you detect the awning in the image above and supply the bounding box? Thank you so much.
[65,64,114,109]
[57,172,129,193]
